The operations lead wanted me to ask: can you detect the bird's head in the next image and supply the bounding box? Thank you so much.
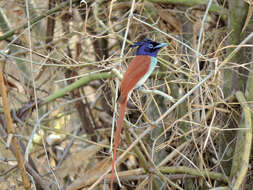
[130,38,167,57]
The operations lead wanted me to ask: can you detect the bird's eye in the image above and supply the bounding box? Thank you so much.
[148,44,153,48]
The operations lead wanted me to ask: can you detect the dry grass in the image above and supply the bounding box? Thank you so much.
[0,0,252,190]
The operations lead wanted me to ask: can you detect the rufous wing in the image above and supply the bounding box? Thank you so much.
[118,55,151,103]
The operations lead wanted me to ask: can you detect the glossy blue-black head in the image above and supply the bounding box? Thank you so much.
[130,38,167,57]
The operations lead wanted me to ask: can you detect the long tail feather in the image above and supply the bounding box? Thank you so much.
[110,99,127,190]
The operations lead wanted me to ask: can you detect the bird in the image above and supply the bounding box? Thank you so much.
[110,38,167,190]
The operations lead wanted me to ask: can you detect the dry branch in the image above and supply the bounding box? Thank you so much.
[0,64,31,189]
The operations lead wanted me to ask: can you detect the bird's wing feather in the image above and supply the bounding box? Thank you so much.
[119,55,151,102]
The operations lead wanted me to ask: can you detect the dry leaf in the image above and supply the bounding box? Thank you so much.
[156,7,182,33]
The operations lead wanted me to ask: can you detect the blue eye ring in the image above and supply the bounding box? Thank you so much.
[148,44,153,48]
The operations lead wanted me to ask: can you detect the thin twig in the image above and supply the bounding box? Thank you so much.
[195,0,213,126]
[0,65,31,190]
[88,125,154,190]
[154,31,253,125]
[110,0,136,186]
[0,0,80,41]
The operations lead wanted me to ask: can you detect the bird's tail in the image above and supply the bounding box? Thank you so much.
[110,99,127,190]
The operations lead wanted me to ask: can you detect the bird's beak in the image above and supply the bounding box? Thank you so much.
[155,43,168,49]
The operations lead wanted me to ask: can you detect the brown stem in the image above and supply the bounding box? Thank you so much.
[0,65,31,189]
